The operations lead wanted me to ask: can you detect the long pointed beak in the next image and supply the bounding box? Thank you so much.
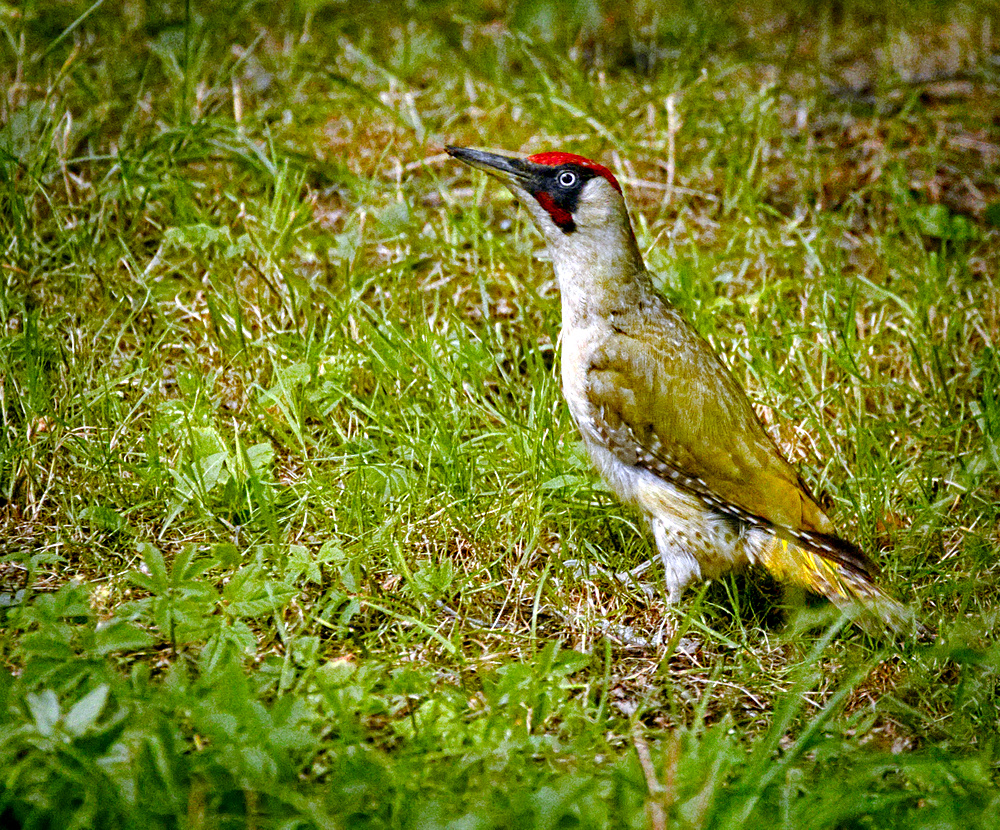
[445,146,534,188]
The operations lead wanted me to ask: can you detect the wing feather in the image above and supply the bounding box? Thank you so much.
[582,303,876,579]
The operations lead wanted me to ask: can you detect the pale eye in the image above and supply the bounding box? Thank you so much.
[557,170,577,188]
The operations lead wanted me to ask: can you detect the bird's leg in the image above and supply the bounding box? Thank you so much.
[565,518,703,602]
[651,519,702,603]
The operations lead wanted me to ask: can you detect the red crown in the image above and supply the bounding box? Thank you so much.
[527,152,622,194]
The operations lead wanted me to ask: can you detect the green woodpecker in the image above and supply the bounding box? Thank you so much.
[446,145,924,635]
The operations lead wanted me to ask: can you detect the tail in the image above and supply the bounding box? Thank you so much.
[755,532,931,639]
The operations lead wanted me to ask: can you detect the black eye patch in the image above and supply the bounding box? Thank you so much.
[529,165,598,233]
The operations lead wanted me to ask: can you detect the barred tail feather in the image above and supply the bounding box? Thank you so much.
[756,535,930,639]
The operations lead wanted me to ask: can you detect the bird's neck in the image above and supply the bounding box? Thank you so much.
[548,222,652,328]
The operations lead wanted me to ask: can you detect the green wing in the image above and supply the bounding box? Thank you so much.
[583,304,835,537]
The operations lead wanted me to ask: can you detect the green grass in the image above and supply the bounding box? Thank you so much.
[2,0,1000,827]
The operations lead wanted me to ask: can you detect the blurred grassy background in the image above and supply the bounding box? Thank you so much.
[2,1,1000,827]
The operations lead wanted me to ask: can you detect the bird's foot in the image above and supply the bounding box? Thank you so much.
[589,617,700,654]
[612,559,658,599]
[562,557,659,599]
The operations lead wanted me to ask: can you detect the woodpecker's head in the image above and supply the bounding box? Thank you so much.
[446,146,643,275]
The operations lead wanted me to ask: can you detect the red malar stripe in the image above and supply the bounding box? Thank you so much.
[534,191,575,231]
